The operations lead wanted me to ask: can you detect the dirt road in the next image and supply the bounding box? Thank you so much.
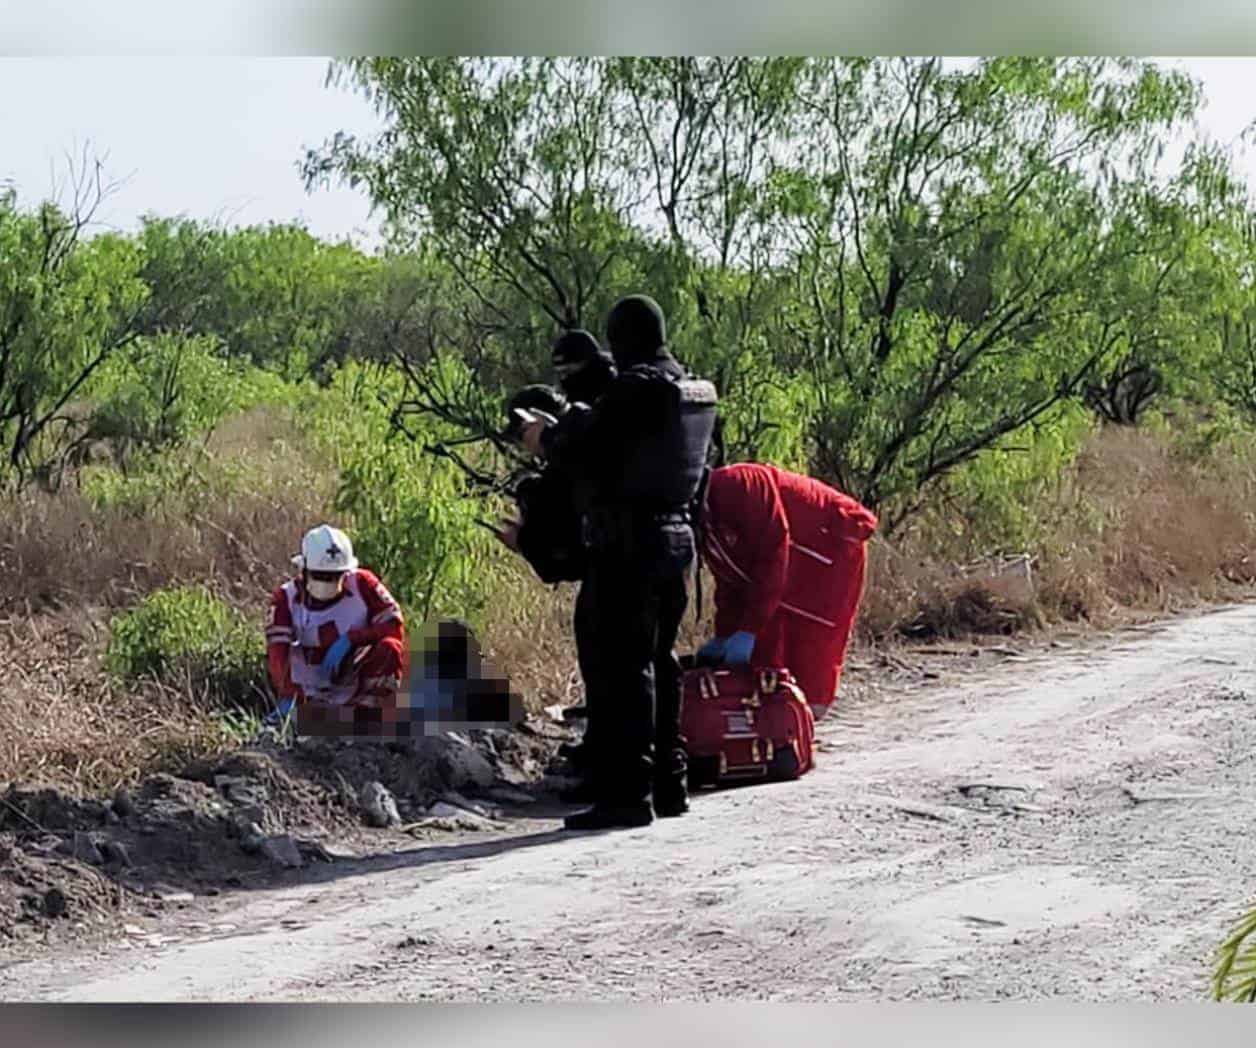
[7,604,1256,1001]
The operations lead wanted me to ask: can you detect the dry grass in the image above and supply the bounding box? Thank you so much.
[0,408,329,616]
[0,611,234,794]
[6,417,1256,797]
[857,424,1256,642]
[1033,426,1256,621]
[0,491,320,613]
[0,408,335,792]
[470,553,585,712]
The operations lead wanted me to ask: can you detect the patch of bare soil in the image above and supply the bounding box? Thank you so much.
[0,716,574,955]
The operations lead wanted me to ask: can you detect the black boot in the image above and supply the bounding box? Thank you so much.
[653,745,690,818]
[558,778,598,804]
[653,781,690,818]
[563,803,653,831]
[654,793,689,818]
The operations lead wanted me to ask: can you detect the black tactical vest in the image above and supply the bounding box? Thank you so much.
[614,365,719,510]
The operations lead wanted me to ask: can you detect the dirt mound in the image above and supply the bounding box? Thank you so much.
[0,717,573,952]
[0,833,128,943]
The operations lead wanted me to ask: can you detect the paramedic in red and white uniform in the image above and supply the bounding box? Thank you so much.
[698,464,877,720]
[264,524,406,719]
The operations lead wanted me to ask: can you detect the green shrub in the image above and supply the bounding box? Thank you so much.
[78,447,268,518]
[79,401,319,518]
[924,403,1094,556]
[87,333,298,470]
[78,462,172,517]
[302,361,502,625]
[106,586,267,708]
[718,352,813,471]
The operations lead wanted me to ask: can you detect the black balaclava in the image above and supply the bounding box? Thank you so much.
[551,328,616,404]
[605,295,667,369]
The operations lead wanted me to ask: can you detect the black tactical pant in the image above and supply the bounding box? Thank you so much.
[585,519,693,807]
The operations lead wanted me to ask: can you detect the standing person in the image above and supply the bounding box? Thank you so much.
[497,382,599,798]
[522,295,717,830]
[264,524,407,724]
[697,463,878,721]
[545,329,617,792]
[498,330,618,796]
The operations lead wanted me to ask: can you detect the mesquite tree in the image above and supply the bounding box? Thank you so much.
[309,57,1212,527]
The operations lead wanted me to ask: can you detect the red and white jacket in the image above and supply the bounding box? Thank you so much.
[701,463,878,636]
[266,568,404,705]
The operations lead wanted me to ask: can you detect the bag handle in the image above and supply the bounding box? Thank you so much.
[757,668,779,697]
[694,666,760,708]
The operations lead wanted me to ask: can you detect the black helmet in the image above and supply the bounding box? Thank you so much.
[606,294,667,367]
[503,384,568,440]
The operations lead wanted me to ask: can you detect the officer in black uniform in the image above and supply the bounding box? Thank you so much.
[499,359,609,801]
[525,295,717,830]
[544,330,616,793]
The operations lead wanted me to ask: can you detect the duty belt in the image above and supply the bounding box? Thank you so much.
[583,505,692,548]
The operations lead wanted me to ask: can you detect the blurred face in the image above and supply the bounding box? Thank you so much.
[307,570,346,602]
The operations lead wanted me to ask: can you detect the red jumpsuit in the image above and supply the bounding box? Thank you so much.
[700,463,877,717]
[265,568,406,707]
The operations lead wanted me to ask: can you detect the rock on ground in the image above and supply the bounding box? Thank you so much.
[259,836,304,869]
[359,782,402,828]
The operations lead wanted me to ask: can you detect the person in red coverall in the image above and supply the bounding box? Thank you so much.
[263,524,406,725]
[697,464,877,720]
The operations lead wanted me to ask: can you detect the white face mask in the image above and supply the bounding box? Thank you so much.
[306,577,342,601]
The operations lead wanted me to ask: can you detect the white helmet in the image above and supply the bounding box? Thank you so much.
[292,524,358,574]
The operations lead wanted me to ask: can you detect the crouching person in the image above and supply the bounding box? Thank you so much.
[264,524,407,735]
[698,464,877,721]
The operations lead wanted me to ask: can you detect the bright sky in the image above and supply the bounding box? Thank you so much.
[3,57,1256,251]
[1,58,383,246]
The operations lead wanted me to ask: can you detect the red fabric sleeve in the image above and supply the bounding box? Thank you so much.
[706,464,790,635]
[347,569,406,647]
[265,587,294,695]
[267,643,294,697]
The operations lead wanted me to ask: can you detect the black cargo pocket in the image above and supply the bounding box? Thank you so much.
[652,523,695,579]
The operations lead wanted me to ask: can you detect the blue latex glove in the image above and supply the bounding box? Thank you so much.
[320,634,354,683]
[723,631,756,666]
[697,636,728,662]
[263,697,296,727]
